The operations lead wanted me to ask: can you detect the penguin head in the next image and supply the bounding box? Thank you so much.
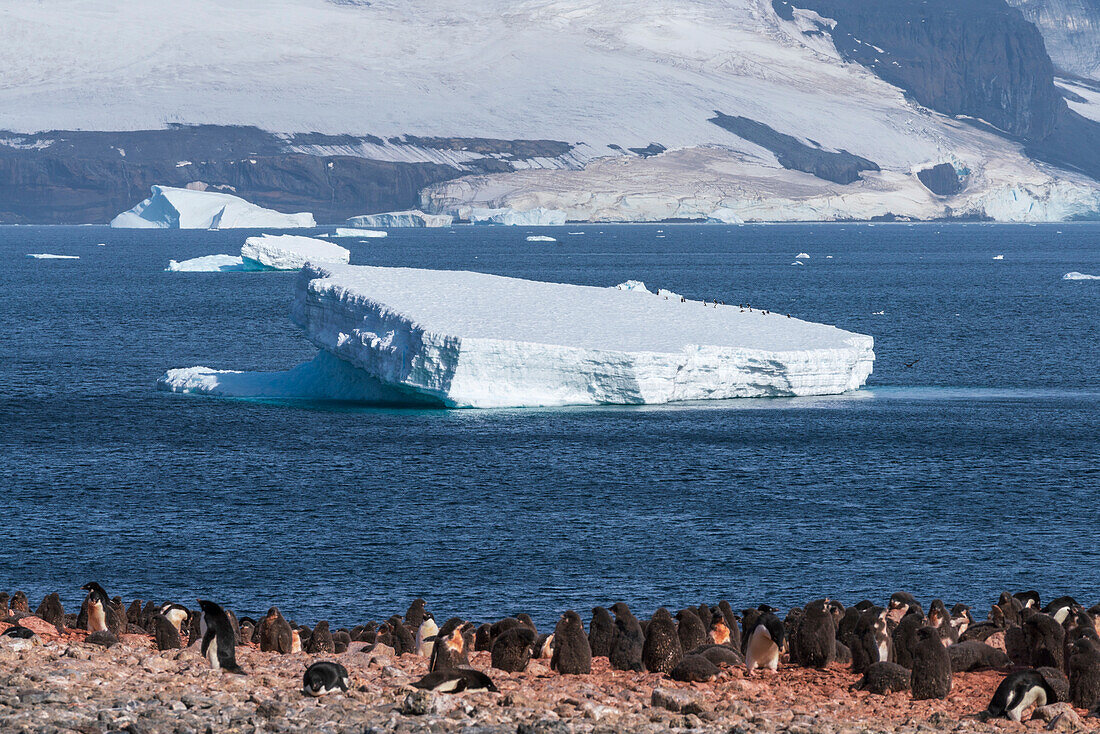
[609,602,632,619]
[1014,590,1041,609]
[81,582,108,605]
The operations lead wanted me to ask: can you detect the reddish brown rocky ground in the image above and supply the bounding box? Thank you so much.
[0,617,1093,733]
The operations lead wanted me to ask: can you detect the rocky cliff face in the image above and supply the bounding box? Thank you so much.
[1008,0,1100,81]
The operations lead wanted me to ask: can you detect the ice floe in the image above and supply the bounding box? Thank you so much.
[333,228,387,238]
[1063,271,1100,280]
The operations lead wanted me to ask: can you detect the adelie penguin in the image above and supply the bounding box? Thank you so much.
[429,618,470,672]
[80,582,111,633]
[197,599,245,674]
[910,627,952,699]
[405,598,428,631]
[491,625,537,672]
[588,607,615,658]
[416,614,439,658]
[414,669,497,693]
[744,611,784,675]
[551,610,592,675]
[159,603,189,634]
[851,606,892,673]
[152,613,182,651]
[608,602,645,672]
[258,607,293,654]
[302,661,349,696]
[986,668,1066,721]
[641,608,683,674]
[675,608,707,652]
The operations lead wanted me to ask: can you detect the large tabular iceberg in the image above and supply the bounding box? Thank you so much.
[159,265,874,408]
[465,206,567,226]
[241,234,349,270]
[111,185,315,229]
[346,210,453,228]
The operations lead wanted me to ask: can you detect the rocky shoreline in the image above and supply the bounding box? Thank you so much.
[0,615,1091,734]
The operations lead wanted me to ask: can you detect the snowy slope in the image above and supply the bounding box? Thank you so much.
[160,264,874,407]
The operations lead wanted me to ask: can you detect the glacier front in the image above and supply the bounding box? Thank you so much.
[161,265,874,408]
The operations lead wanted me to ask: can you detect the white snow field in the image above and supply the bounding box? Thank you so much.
[346,210,453,228]
[333,228,387,238]
[240,234,349,270]
[110,186,315,229]
[26,253,79,259]
[160,264,874,408]
[5,0,1100,221]
[1063,271,1100,280]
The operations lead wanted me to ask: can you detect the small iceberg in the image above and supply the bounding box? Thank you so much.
[240,234,350,270]
[111,185,315,229]
[872,310,885,315]
[166,255,253,272]
[333,228,387,238]
[27,253,79,259]
[796,253,810,259]
[1063,272,1100,280]
[347,209,453,228]
[526,235,557,242]
[993,254,1004,260]
[567,231,585,235]
[791,261,805,266]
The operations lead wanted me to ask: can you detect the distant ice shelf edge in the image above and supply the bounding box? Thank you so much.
[157,265,875,409]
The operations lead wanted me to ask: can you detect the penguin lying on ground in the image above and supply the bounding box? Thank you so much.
[302,661,349,696]
[985,668,1065,721]
[413,668,497,693]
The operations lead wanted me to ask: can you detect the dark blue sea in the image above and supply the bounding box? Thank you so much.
[2,223,1098,628]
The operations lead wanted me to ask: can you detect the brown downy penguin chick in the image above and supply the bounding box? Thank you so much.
[670,654,720,682]
[474,623,493,651]
[996,591,1024,627]
[927,599,956,645]
[35,593,64,631]
[152,613,182,650]
[950,604,974,639]
[948,640,1011,672]
[0,593,9,613]
[854,661,911,693]
[307,620,335,654]
[429,618,469,672]
[333,630,351,653]
[696,604,713,630]
[551,610,592,674]
[258,607,293,654]
[888,592,922,629]
[1069,637,1100,708]
[707,614,734,647]
[405,598,428,632]
[692,644,743,667]
[357,621,378,644]
[516,613,537,633]
[1024,612,1065,669]
[892,610,926,668]
[387,615,415,655]
[837,605,863,647]
[717,601,741,650]
[793,599,837,669]
[238,620,255,646]
[127,599,143,627]
[608,602,645,672]
[911,627,952,699]
[589,607,615,658]
[489,617,521,645]
[744,612,785,675]
[642,608,683,674]
[10,592,29,614]
[675,608,707,652]
[851,606,892,673]
[491,625,537,672]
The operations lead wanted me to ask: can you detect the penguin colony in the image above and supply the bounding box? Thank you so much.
[4,585,1100,721]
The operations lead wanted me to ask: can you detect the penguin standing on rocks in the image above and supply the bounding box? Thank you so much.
[892,609,926,668]
[34,593,64,630]
[851,606,892,673]
[608,602,645,672]
[306,621,335,654]
[927,599,956,644]
[717,601,741,650]
[1024,612,1066,669]
[429,618,470,672]
[707,614,734,647]
[1069,637,1100,708]
[258,607,293,654]
[159,603,190,634]
[551,610,592,674]
[986,669,1066,721]
[793,599,837,669]
[675,608,707,652]
[197,600,245,674]
[80,582,111,633]
[152,613,182,651]
[888,592,922,624]
[744,611,785,675]
[642,608,683,674]
[302,661,349,696]
[491,625,537,672]
[10,592,29,614]
[405,599,428,631]
[416,615,439,658]
[387,615,415,655]
[589,607,615,658]
[911,627,952,699]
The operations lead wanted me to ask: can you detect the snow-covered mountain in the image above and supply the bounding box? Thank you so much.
[1010,0,1100,81]
[3,0,1100,223]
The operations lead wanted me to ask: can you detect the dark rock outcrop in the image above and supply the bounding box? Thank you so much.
[918,163,964,196]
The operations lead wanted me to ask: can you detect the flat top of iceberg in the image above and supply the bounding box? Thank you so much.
[27,253,79,259]
[166,254,249,272]
[242,234,349,270]
[301,264,869,354]
[1064,271,1100,280]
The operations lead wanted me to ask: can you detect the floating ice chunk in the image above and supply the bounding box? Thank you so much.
[825,255,833,259]
[26,253,79,259]
[526,235,557,242]
[282,265,874,408]
[333,228,387,238]
[96,243,106,247]
[993,254,1004,260]
[872,310,885,315]
[346,210,452,228]
[240,234,350,270]
[567,232,585,235]
[791,261,804,266]
[1063,271,1100,280]
[158,351,428,403]
[466,206,567,226]
[615,280,651,293]
[796,252,810,259]
[111,185,315,229]
[165,254,253,272]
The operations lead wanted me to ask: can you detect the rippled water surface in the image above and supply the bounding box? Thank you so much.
[2,223,1098,626]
